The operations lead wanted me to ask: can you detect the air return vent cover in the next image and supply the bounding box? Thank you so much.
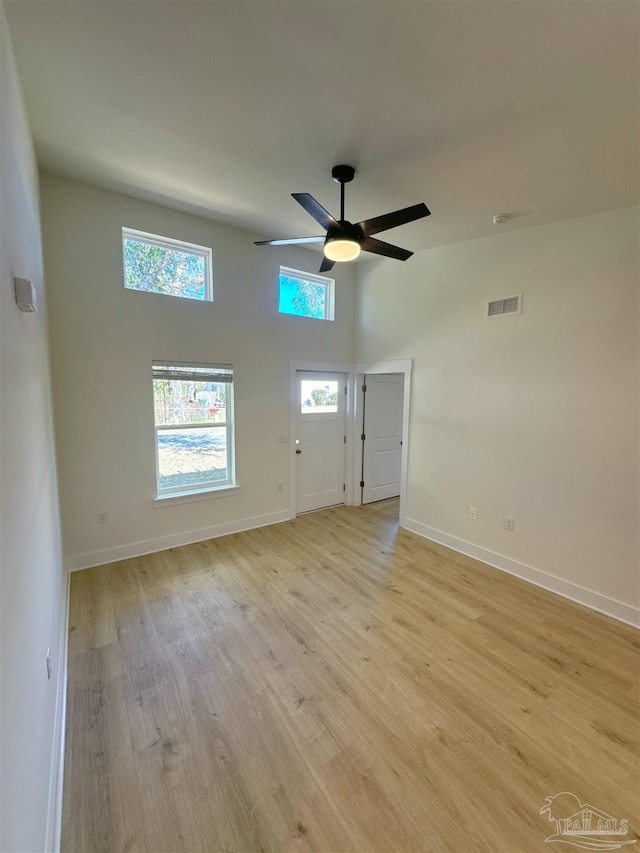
[486,294,522,318]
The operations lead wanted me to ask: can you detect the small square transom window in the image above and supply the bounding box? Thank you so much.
[123,228,212,301]
[279,267,334,320]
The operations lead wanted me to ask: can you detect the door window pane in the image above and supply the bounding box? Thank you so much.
[300,379,339,413]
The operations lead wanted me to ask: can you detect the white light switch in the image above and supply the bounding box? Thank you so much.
[14,277,37,312]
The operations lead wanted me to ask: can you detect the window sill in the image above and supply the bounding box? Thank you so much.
[152,484,240,508]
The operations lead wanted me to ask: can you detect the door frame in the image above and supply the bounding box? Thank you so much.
[354,359,412,525]
[289,361,356,518]
[288,358,412,521]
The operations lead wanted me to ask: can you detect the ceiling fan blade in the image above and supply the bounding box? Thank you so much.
[360,236,413,261]
[254,236,325,246]
[292,193,339,231]
[357,202,431,237]
[319,256,335,274]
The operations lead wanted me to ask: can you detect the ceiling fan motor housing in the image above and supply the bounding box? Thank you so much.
[331,164,356,184]
[328,221,363,240]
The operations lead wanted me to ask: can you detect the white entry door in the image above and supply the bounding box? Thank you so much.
[296,371,346,513]
[362,373,404,504]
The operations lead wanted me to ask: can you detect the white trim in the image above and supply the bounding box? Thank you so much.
[152,484,240,507]
[403,517,640,629]
[44,568,70,852]
[155,421,229,431]
[355,359,412,526]
[66,509,291,572]
[291,360,355,373]
[355,359,413,375]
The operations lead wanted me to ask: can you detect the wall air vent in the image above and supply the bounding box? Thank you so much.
[486,294,522,318]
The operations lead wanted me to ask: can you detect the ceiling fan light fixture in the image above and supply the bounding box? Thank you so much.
[323,237,361,262]
[255,164,430,273]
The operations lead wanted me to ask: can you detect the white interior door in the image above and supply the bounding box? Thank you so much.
[362,373,404,504]
[296,372,346,513]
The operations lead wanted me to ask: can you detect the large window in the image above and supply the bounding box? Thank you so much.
[123,228,212,301]
[152,362,234,495]
[279,266,334,320]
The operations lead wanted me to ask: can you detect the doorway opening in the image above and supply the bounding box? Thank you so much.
[356,360,411,525]
[361,373,404,505]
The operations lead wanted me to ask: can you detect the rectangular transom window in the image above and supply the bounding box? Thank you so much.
[123,228,212,301]
[152,361,234,495]
[279,266,334,320]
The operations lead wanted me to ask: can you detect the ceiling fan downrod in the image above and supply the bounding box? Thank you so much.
[331,164,355,222]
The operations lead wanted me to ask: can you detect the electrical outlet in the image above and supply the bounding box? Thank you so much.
[469,507,477,521]
[46,648,52,680]
[98,510,108,524]
[277,482,284,492]
[505,516,515,531]
[277,434,289,444]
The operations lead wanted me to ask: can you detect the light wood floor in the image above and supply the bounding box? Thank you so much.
[62,499,639,852]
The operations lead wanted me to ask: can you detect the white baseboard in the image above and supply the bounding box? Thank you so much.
[67,510,292,572]
[44,568,71,852]
[403,518,640,629]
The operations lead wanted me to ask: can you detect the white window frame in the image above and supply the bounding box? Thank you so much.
[279,266,335,321]
[152,361,235,498]
[123,227,213,301]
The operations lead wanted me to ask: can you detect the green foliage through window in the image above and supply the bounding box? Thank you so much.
[279,268,334,320]
[310,388,337,408]
[300,379,339,413]
[123,229,211,301]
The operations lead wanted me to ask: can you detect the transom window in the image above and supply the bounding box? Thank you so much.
[123,228,212,301]
[152,362,234,495]
[279,266,334,321]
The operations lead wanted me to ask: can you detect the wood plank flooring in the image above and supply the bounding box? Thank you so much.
[62,499,640,852]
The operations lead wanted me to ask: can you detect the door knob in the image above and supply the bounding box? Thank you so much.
[295,449,302,454]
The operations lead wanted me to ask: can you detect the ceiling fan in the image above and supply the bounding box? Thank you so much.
[254,165,431,273]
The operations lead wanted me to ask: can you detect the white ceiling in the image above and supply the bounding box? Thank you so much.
[5,0,639,254]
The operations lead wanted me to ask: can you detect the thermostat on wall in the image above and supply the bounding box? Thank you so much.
[14,277,37,312]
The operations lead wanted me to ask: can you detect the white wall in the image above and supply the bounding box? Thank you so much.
[40,174,356,567]
[356,207,639,624]
[0,6,66,852]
